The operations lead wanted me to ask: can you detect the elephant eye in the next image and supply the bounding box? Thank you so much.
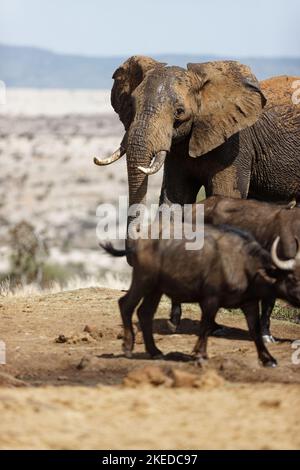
[174,107,185,119]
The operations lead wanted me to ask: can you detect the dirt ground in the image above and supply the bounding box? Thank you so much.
[1,287,300,450]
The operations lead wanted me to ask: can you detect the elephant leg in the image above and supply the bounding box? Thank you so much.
[261,297,277,344]
[159,152,201,206]
[159,153,201,332]
[206,162,248,199]
[205,134,253,199]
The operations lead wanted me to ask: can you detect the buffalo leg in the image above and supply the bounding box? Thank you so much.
[242,301,277,367]
[193,300,219,365]
[168,301,225,336]
[118,279,143,358]
[137,291,163,358]
[168,301,182,333]
[261,297,276,343]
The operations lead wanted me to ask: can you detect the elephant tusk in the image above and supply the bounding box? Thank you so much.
[138,151,167,175]
[93,147,126,166]
[271,236,295,271]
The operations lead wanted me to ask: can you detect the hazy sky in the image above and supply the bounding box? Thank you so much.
[0,0,299,57]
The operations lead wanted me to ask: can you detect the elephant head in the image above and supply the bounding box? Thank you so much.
[94,56,266,238]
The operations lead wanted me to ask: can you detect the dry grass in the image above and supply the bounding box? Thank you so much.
[0,272,129,298]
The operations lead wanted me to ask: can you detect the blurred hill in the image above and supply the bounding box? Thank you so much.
[1,43,300,88]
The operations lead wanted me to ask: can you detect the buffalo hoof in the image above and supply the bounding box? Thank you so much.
[167,320,178,334]
[262,335,277,344]
[122,343,133,358]
[194,355,208,367]
[262,358,277,368]
[123,350,133,359]
[151,352,164,360]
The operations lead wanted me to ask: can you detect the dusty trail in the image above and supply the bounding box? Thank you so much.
[1,287,300,449]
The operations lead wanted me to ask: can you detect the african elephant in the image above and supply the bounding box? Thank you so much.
[94,55,300,239]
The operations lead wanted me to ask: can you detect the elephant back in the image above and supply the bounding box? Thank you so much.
[260,75,300,109]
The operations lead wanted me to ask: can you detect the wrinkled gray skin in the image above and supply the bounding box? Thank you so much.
[95,56,300,247]
[94,56,300,347]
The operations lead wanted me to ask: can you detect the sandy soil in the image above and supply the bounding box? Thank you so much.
[1,287,300,450]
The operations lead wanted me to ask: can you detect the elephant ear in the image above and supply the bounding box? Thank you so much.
[187,61,267,157]
[111,56,166,130]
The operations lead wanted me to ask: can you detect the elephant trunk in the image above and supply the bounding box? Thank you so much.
[125,113,173,263]
[125,126,153,261]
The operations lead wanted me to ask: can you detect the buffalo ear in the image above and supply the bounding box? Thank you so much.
[187,61,267,157]
[111,56,166,130]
